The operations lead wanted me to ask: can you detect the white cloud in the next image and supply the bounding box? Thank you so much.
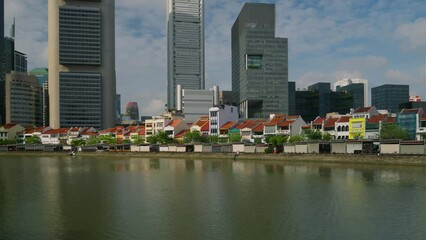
[395,18,426,50]
[340,55,388,71]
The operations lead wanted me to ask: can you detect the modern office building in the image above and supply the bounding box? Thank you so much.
[232,3,288,118]
[125,102,140,121]
[337,83,365,109]
[288,82,296,115]
[48,0,116,129]
[372,84,409,113]
[29,68,49,126]
[5,71,42,126]
[296,83,353,122]
[334,78,369,107]
[115,94,121,120]
[14,51,27,73]
[167,0,204,109]
[0,0,4,76]
[176,84,219,122]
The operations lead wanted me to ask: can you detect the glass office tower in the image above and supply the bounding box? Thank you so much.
[232,3,288,118]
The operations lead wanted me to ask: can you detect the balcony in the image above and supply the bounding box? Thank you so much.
[417,127,426,134]
[277,130,290,135]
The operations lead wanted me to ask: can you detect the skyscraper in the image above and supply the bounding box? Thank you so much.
[48,0,116,129]
[125,102,139,121]
[167,0,205,110]
[334,78,369,107]
[232,3,288,119]
[372,84,409,113]
[0,0,4,124]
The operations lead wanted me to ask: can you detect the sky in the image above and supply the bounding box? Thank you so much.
[4,0,426,116]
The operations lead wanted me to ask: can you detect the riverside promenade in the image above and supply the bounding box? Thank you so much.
[2,151,426,167]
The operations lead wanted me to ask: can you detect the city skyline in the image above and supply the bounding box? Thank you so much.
[3,0,426,116]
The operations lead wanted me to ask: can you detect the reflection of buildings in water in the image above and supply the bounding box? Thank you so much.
[232,162,256,175]
[378,170,400,183]
[284,165,308,174]
[149,159,160,170]
[319,167,332,178]
[361,170,376,182]
[185,160,195,170]
[232,161,245,174]
[194,160,203,172]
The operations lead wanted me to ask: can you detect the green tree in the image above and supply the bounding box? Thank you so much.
[133,138,145,145]
[25,136,41,144]
[86,136,100,145]
[209,135,219,143]
[156,131,174,144]
[380,124,410,140]
[304,129,322,140]
[322,132,333,140]
[71,139,85,146]
[122,139,132,144]
[146,135,158,144]
[229,132,242,143]
[99,135,118,145]
[276,135,288,145]
[289,135,305,143]
[184,130,205,143]
[0,139,16,145]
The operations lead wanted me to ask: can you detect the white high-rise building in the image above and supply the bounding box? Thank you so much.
[334,78,369,107]
[48,0,116,129]
[167,0,205,110]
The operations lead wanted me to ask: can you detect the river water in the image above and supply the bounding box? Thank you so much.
[0,155,425,240]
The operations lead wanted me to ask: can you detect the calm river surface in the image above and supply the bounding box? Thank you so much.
[1,155,426,240]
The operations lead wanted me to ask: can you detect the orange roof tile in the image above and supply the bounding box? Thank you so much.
[302,125,311,129]
[1,123,18,129]
[384,117,397,124]
[167,119,183,128]
[175,129,190,138]
[324,117,339,128]
[354,107,373,113]
[401,108,422,115]
[253,123,265,132]
[337,116,351,123]
[277,120,295,127]
[220,121,236,130]
[312,117,326,125]
[367,114,387,124]
[201,121,210,132]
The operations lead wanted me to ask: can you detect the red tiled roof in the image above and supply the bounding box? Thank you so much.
[265,115,286,126]
[175,129,190,138]
[301,125,311,129]
[401,108,422,115]
[1,123,18,129]
[194,119,209,128]
[167,119,183,128]
[138,129,146,135]
[337,116,352,123]
[312,117,326,125]
[367,114,387,124]
[286,115,300,120]
[220,121,236,130]
[324,117,339,128]
[253,123,265,132]
[81,132,97,136]
[354,107,373,113]
[201,120,210,132]
[421,113,426,121]
[43,128,70,135]
[277,120,295,127]
[384,117,397,124]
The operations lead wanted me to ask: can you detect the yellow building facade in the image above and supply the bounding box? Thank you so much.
[349,118,366,139]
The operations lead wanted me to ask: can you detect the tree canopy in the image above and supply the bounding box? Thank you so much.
[380,124,410,140]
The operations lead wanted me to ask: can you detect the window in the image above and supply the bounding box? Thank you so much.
[246,54,263,69]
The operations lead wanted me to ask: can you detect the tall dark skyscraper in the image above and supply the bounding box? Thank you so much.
[167,0,204,110]
[49,0,116,129]
[0,0,5,124]
[232,3,288,118]
[372,84,409,113]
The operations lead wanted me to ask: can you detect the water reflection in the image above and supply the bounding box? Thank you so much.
[1,156,426,240]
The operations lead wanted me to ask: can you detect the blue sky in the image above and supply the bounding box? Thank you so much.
[4,0,426,115]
